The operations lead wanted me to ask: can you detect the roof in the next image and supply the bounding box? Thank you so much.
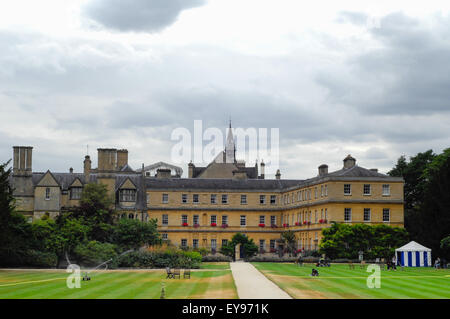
[137,161,183,176]
[395,241,431,252]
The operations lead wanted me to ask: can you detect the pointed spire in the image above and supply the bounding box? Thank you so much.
[225,120,236,163]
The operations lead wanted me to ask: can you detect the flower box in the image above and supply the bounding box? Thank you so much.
[271,224,278,228]
[210,222,217,227]
[303,221,307,225]
[295,222,300,226]
[283,223,289,227]
[182,222,188,227]
[221,224,228,228]
[193,224,200,228]
[258,223,265,227]
[319,219,324,223]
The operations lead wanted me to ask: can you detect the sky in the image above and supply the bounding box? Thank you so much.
[1,0,450,179]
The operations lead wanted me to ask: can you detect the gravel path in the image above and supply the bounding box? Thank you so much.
[230,262,292,299]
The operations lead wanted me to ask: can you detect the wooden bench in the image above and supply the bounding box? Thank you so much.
[173,268,181,279]
[166,267,174,279]
[183,269,191,279]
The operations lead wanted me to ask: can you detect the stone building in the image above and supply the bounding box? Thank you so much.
[9,129,404,253]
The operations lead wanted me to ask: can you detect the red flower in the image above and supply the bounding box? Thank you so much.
[295,222,300,226]
[182,222,188,227]
[303,221,307,225]
[211,222,217,227]
[259,223,265,227]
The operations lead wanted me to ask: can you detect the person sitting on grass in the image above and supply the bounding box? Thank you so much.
[311,268,319,277]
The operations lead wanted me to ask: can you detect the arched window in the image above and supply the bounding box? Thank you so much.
[128,213,134,219]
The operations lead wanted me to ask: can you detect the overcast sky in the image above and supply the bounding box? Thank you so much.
[1,0,450,179]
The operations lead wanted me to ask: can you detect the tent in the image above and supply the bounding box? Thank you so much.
[395,241,432,267]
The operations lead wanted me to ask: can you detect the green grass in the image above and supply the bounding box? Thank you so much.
[199,262,230,270]
[253,263,450,299]
[0,268,237,299]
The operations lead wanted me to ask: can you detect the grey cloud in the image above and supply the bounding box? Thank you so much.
[83,0,206,32]
[336,11,368,26]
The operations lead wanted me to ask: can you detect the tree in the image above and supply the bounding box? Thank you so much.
[0,161,33,266]
[440,236,450,260]
[113,218,160,250]
[220,233,258,259]
[281,230,297,256]
[62,183,115,242]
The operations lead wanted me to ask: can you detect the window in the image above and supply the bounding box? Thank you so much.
[383,208,390,222]
[222,194,228,204]
[45,187,50,200]
[259,240,265,251]
[181,239,187,248]
[315,210,318,223]
[270,215,276,226]
[162,233,168,241]
[162,214,168,226]
[210,215,217,224]
[298,191,301,201]
[182,215,188,224]
[70,187,82,200]
[211,239,217,250]
[222,239,228,247]
[241,194,247,204]
[382,184,390,196]
[363,184,371,195]
[309,189,312,200]
[325,185,328,196]
[321,185,324,197]
[344,208,352,221]
[128,213,134,219]
[240,215,246,226]
[146,194,150,206]
[162,193,168,203]
[260,195,266,204]
[222,215,228,225]
[211,194,217,204]
[325,208,328,220]
[344,184,351,195]
[315,187,318,199]
[182,194,188,203]
[193,215,199,225]
[193,194,199,203]
[193,239,199,248]
[364,208,371,222]
[270,240,276,250]
[259,215,265,224]
[270,195,276,205]
[120,189,136,202]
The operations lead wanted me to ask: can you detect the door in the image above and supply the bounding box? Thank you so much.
[415,251,420,267]
[239,244,244,259]
[407,251,412,267]
[424,252,428,267]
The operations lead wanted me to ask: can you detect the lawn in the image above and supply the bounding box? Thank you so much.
[0,264,237,299]
[253,263,450,299]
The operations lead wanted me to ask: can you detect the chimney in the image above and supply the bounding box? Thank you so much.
[97,148,117,172]
[188,161,195,178]
[142,163,145,177]
[343,155,356,169]
[117,149,128,169]
[318,164,328,176]
[69,167,73,174]
[156,168,171,179]
[275,169,281,180]
[13,146,33,176]
[260,160,265,179]
[84,155,91,182]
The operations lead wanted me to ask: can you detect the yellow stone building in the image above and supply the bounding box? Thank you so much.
[9,127,404,254]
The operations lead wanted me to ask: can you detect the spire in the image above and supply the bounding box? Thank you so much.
[225,120,236,163]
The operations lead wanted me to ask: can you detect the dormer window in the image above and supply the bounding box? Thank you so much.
[120,189,136,202]
[70,187,82,200]
[45,187,50,200]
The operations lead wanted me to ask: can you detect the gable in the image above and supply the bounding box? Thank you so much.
[70,178,83,188]
[36,171,60,187]
[120,178,137,190]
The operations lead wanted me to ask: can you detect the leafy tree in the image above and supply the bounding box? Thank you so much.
[440,236,450,260]
[0,161,33,266]
[113,218,160,250]
[62,183,115,242]
[73,241,118,266]
[281,230,297,256]
[220,233,258,259]
[319,223,408,260]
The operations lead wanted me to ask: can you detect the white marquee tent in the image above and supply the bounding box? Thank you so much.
[395,241,432,267]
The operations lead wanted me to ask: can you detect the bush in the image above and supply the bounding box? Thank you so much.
[116,249,201,269]
[73,241,118,267]
[202,254,232,262]
[24,250,58,268]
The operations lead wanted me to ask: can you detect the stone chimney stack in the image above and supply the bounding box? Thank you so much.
[84,155,91,182]
[343,155,356,169]
[69,167,73,174]
[318,164,328,176]
[13,146,33,176]
[117,149,128,169]
[275,169,281,180]
[188,161,195,178]
[97,148,118,172]
[260,160,265,179]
